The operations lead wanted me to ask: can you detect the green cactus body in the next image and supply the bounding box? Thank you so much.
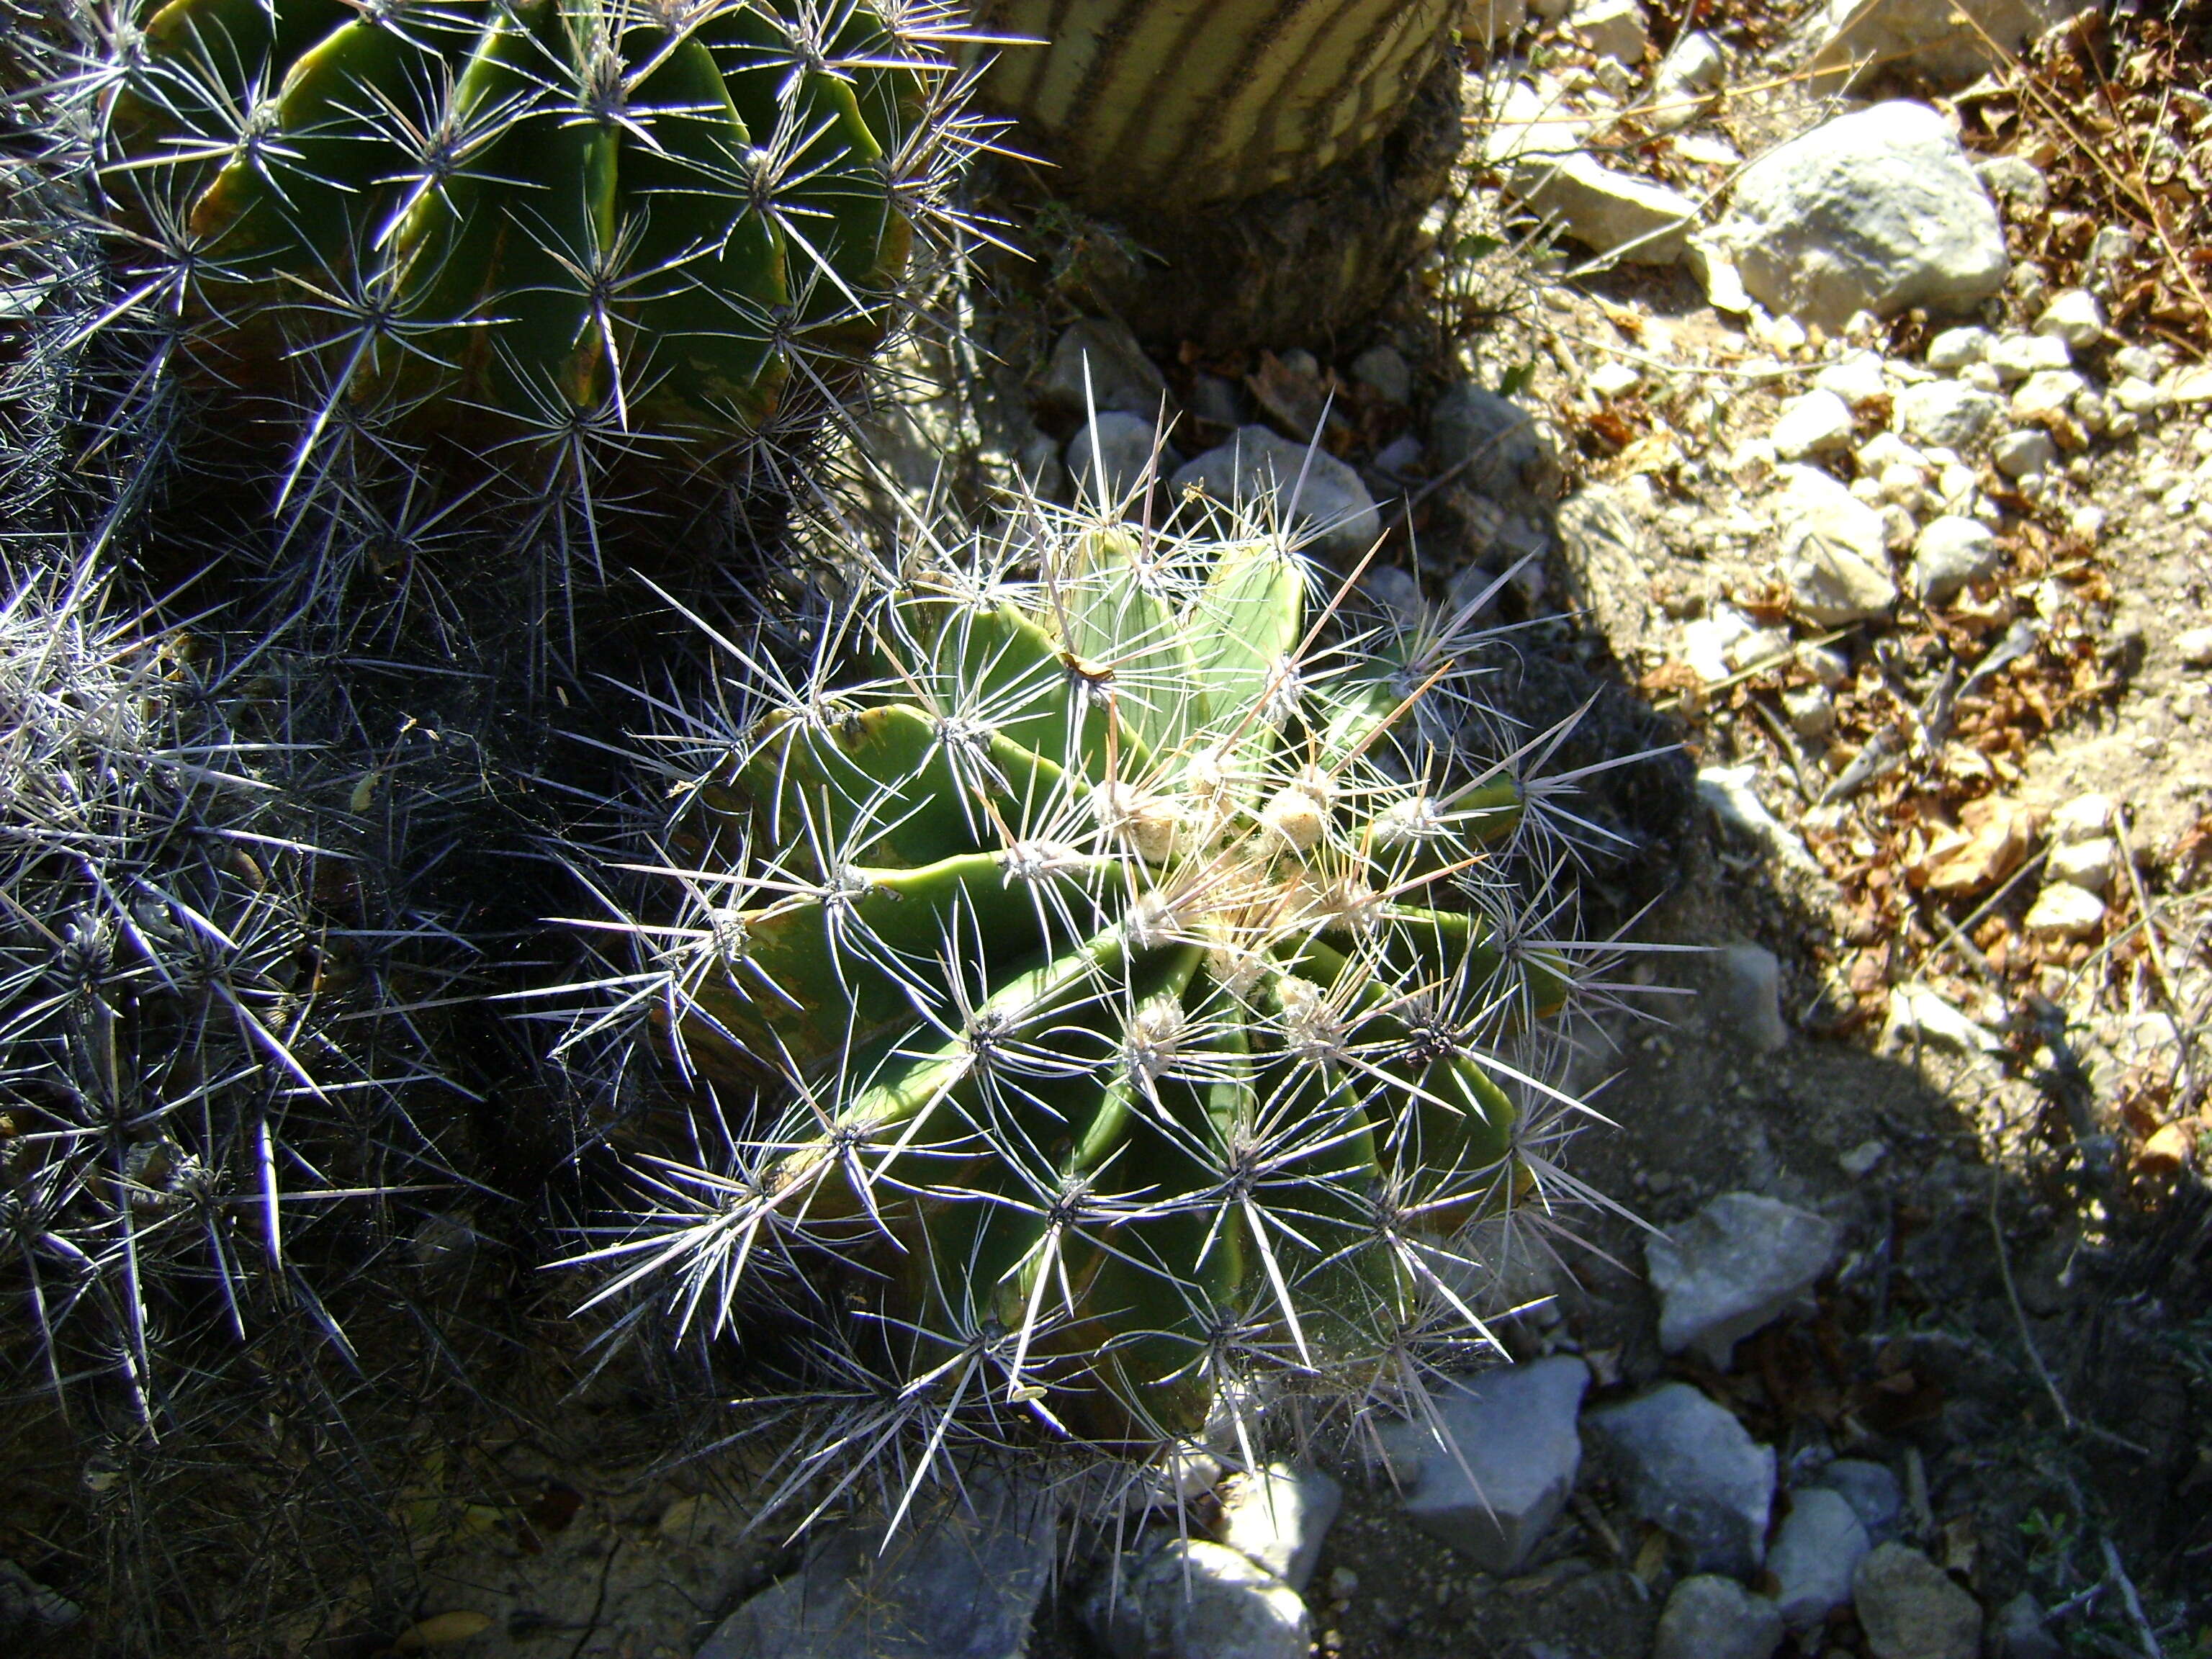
[974,0,1458,208]
[99,0,930,447]
[643,522,1565,1444]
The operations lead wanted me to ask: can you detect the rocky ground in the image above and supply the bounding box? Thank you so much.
[9,0,2210,1655]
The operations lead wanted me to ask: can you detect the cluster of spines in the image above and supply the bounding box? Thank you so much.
[557,479,1660,1509]
[0,561,469,1431]
[7,0,997,642]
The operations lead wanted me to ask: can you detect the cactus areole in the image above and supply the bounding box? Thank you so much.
[98,0,930,450]
[637,523,1570,1445]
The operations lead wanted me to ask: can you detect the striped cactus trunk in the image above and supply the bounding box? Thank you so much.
[979,0,1460,208]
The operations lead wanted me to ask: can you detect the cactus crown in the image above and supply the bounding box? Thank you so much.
[572,495,1601,1457]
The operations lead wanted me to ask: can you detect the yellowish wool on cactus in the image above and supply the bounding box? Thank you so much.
[572,500,1601,1454]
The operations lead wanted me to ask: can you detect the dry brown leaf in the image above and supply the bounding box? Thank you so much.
[1914,798,2044,896]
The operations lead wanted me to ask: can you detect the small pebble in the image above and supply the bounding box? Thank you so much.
[1925,327,1990,371]
[2024,882,2106,943]
[2177,626,2212,669]
[2047,836,2116,894]
[2033,289,2105,351]
[2050,793,2114,842]
[1588,359,1644,400]
[1987,333,2072,383]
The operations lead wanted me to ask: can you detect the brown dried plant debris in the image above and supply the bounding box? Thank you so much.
[1959,7,2211,354]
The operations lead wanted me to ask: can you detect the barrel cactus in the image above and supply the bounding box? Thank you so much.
[976,0,1457,210]
[74,0,971,480]
[576,498,1595,1452]
[964,0,1467,346]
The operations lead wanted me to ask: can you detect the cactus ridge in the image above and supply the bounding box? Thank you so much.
[567,485,1645,1465]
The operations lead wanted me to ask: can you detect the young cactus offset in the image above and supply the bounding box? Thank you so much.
[83,0,963,467]
[586,511,1586,1449]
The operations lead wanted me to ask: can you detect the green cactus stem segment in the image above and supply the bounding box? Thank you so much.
[101,0,931,448]
[645,522,1573,1442]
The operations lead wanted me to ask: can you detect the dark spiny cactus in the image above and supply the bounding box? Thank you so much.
[565,480,1639,1467]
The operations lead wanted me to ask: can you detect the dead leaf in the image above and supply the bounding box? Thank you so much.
[1915,799,2043,896]
[2138,1120,2197,1175]
[395,1611,493,1650]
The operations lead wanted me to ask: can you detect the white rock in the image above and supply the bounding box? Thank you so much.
[1573,0,1648,61]
[1685,233,1755,313]
[1683,611,1754,683]
[1986,333,2072,383]
[1359,566,1424,628]
[1925,325,1992,369]
[1349,344,1412,405]
[1838,1138,1889,1177]
[1085,1540,1309,1659]
[1784,683,1836,738]
[1712,102,2009,327]
[1647,1192,1843,1368]
[1819,1460,1904,1543]
[1043,318,1172,421]
[1649,30,1727,128]
[1991,428,2058,478]
[698,1481,1054,1659]
[1895,380,2005,449]
[1653,1575,1785,1659]
[1806,0,2073,90]
[1716,944,1789,1053]
[1772,465,1897,624]
[1370,433,1424,477]
[2035,289,2105,349]
[1171,426,1380,561]
[2047,836,2116,894]
[1908,514,2000,602]
[1884,982,2004,1057]
[1806,644,1852,685]
[2110,343,2163,382]
[1978,155,2051,215]
[1588,359,1645,399]
[2024,881,2106,943]
[1876,462,1925,511]
[1855,1544,1982,1659]
[1506,149,1698,263]
[2050,793,2115,842]
[1217,1465,1341,1592]
[1429,380,1560,505]
[1960,359,2005,393]
[1377,1358,1588,1573]
[2177,626,2212,668]
[2170,364,2212,403]
[2010,369,2089,426]
[1773,390,1858,458]
[1858,431,1929,472]
[1813,349,1889,405]
[1658,27,1729,90]
[1698,765,1825,876]
[1583,1383,1777,1574]
[1068,413,1180,505]
[1768,1488,1871,1629]
[2110,375,2168,418]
